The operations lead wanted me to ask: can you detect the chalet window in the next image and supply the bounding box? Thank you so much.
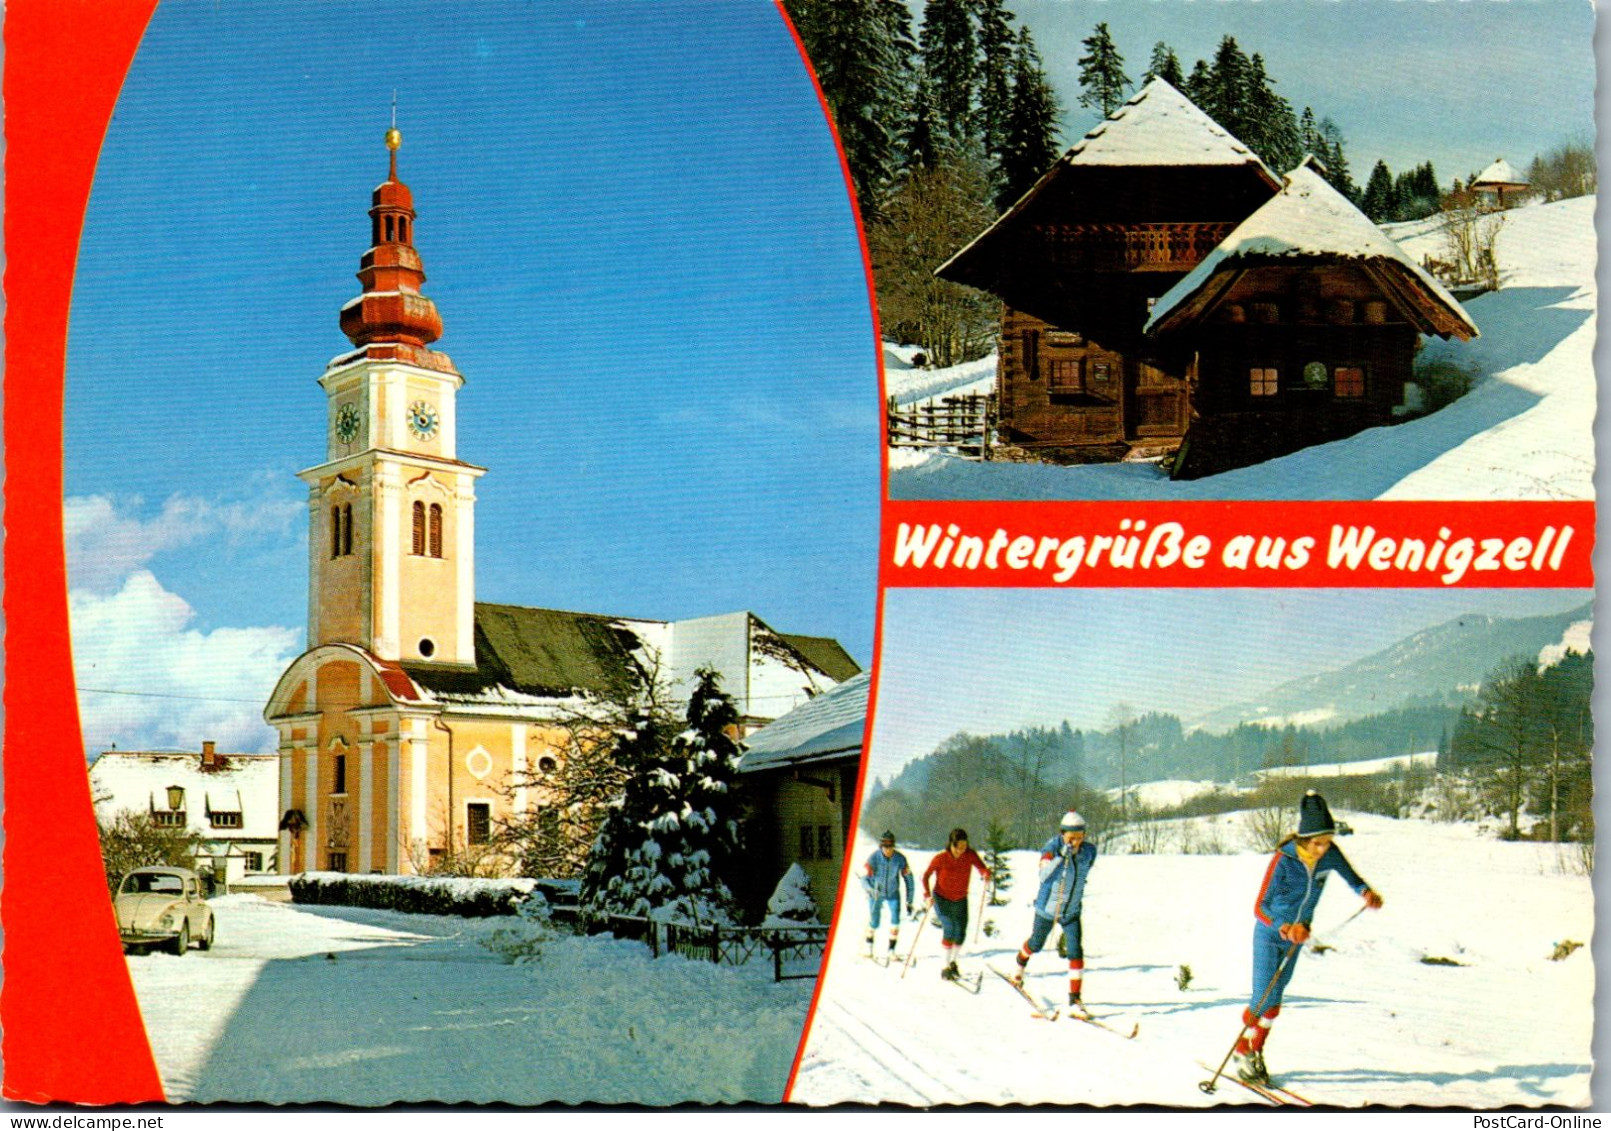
[210,810,243,829]
[152,809,187,828]
[467,802,491,846]
[1046,359,1083,390]
[243,852,264,872]
[327,851,348,872]
[428,504,444,558]
[1250,367,1279,397]
[799,825,815,861]
[412,501,426,555]
[1334,366,1366,398]
[817,825,834,860]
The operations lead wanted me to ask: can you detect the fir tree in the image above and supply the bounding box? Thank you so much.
[983,818,1014,905]
[1077,22,1130,117]
[974,0,1017,164]
[579,669,747,926]
[1362,159,1397,222]
[1242,54,1301,173]
[1144,41,1184,87]
[903,71,944,172]
[918,0,978,148]
[1317,116,1359,202]
[785,0,915,220]
[997,27,1061,210]
[1183,59,1213,108]
[1204,36,1252,139]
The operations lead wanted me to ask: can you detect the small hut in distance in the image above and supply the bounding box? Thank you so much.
[1469,158,1531,209]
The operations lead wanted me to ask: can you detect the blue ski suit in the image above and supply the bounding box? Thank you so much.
[1249,839,1371,1012]
[1024,836,1096,959]
[863,848,914,928]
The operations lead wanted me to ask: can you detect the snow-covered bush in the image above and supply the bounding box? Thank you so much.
[289,872,535,917]
[762,863,819,928]
[482,891,555,964]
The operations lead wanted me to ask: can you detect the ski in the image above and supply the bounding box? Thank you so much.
[991,967,1060,1020]
[1065,1005,1139,1040]
[1196,1063,1314,1107]
[944,969,983,994]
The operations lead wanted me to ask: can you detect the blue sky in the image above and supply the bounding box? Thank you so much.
[1011,0,1595,184]
[65,1,880,755]
[870,588,1594,778]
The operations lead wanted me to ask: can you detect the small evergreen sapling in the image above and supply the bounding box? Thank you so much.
[983,819,1013,906]
[764,863,820,928]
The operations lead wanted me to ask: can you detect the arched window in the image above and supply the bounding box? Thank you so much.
[399,217,409,243]
[428,504,444,558]
[331,506,341,559]
[384,215,395,242]
[411,501,426,555]
[341,504,354,556]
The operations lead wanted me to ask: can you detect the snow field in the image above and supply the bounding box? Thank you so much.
[792,816,1591,1107]
[126,894,810,1104]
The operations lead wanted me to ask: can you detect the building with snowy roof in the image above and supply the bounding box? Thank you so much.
[937,78,1478,476]
[1469,158,1531,209]
[89,742,280,883]
[738,671,869,919]
[263,130,858,878]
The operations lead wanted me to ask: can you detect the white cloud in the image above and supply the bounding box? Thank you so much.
[70,570,300,758]
[65,491,301,592]
[1538,619,1593,671]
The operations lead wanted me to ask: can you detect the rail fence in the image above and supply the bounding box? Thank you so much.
[588,913,828,982]
[887,393,996,460]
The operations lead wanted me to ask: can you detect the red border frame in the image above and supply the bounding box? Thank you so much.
[3,0,165,1104]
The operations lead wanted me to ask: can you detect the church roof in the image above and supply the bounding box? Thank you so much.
[402,603,645,701]
[1145,161,1479,340]
[740,671,869,773]
[776,633,861,683]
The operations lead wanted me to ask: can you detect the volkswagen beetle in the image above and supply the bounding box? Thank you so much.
[114,866,215,955]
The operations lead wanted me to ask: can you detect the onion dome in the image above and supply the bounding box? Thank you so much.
[339,126,445,350]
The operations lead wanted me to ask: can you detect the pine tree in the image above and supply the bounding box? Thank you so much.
[997,27,1061,210]
[974,0,1017,164]
[1205,36,1252,139]
[1144,41,1183,87]
[1077,22,1130,117]
[903,70,944,172]
[1362,160,1397,222]
[1242,54,1301,173]
[918,0,978,148]
[1317,116,1359,202]
[1183,59,1213,108]
[983,818,1014,905]
[785,0,916,220]
[578,669,747,926]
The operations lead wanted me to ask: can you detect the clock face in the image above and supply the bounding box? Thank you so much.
[407,400,440,440]
[335,403,361,444]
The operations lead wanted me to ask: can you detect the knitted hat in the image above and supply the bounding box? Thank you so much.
[879,830,896,846]
[1297,790,1335,838]
[1060,810,1086,832]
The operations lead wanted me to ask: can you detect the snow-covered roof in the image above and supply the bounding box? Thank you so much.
[90,750,280,841]
[1065,78,1272,170]
[1472,158,1526,188]
[1145,161,1478,340]
[740,671,868,773]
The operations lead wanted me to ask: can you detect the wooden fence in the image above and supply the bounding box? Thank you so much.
[587,913,828,982]
[887,393,996,460]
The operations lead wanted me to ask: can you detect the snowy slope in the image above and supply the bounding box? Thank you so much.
[884,343,996,406]
[793,822,1591,1107]
[889,195,1595,501]
[127,895,810,1104]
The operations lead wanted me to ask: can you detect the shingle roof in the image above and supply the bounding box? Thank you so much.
[402,603,645,700]
[776,633,861,683]
[1472,158,1526,189]
[740,672,869,773]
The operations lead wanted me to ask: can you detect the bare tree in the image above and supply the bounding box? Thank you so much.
[97,808,203,897]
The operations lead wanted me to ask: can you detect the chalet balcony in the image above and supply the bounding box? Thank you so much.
[1036,222,1237,273]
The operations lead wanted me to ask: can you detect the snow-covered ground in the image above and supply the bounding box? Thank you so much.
[793,816,1592,1107]
[888,196,1595,501]
[884,342,995,405]
[126,895,810,1104]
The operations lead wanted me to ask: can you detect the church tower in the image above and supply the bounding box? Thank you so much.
[299,125,483,666]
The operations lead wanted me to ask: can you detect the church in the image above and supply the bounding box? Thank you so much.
[263,128,858,877]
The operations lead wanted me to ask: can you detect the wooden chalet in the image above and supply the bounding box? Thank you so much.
[937,79,1479,477]
[1145,161,1479,478]
[1469,158,1531,209]
[937,79,1280,457]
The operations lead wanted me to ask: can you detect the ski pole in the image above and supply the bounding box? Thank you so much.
[973,878,991,943]
[1199,941,1301,1096]
[1315,904,1367,945]
[900,896,933,979]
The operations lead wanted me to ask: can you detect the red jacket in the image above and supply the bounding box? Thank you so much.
[923,848,989,901]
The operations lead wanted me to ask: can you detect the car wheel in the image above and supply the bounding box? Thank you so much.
[170,921,189,956]
[198,915,215,951]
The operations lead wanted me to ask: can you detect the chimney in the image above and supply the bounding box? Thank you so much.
[201,740,217,768]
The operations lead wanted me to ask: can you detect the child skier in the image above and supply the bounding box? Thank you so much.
[921,827,990,981]
[1009,811,1096,1011]
[1233,790,1384,1087]
[862,830,916,960]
